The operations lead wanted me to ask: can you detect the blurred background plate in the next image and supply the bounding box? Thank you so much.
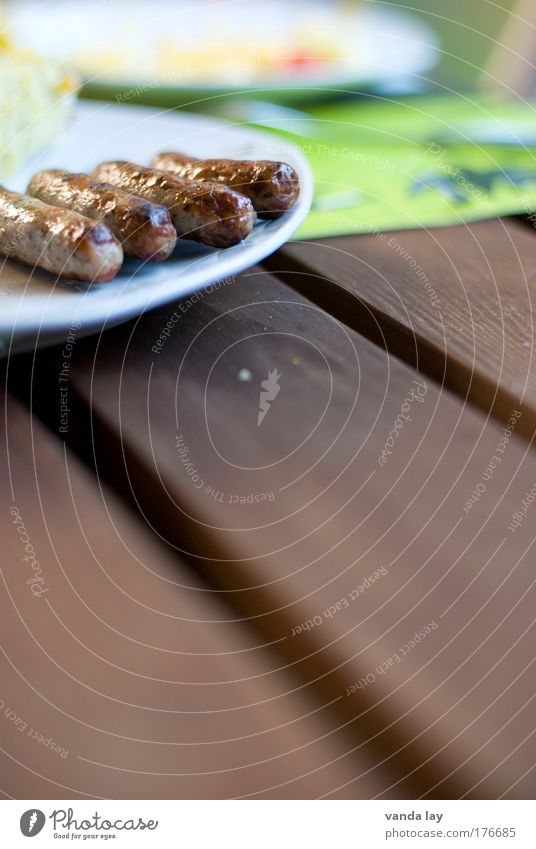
[4,0,439,105]
[0,101,312,356]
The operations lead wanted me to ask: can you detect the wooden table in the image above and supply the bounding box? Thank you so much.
[2,217,536,799]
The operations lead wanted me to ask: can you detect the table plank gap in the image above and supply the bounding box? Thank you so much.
[1,387,387,800]
[12,265,536,800]
[269,219,536,440]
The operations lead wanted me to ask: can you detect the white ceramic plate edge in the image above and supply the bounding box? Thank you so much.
[0,101,313,355]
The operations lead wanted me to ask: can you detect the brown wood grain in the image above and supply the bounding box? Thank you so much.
[25,265,536,800]
[271,220,536,437]
[0,388,389,800]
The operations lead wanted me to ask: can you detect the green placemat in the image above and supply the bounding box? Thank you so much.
[258,95,536,239]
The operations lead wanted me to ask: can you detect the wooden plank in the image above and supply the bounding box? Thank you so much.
[0,389,389,800]
[271,220,536,437]
[24,265,536,799]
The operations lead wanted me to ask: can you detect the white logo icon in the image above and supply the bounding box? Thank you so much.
[258,368,281,426]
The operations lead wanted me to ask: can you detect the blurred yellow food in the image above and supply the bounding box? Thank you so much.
[3,0,362,87]
[70,10,352,85]
[154,33,345,83]
[0,38,77,179]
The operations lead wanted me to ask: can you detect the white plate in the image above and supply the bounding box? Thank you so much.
[0,101,312,356]
[5,1,438,101]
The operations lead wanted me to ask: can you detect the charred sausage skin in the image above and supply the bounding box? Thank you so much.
[91,161,256,248]
[151,152,299,218]
[0,187,123,283]
[28,170,177,262]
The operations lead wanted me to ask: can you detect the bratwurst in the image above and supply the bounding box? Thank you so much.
[91,161,256,248]
[0,187,123,282]
[28,170,177,262]
[151,152,299,218]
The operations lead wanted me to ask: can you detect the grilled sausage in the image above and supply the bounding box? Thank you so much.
[91,161,256,248]
[0,187,123,283]
[28,170,177,262]
[151,152,299,218]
